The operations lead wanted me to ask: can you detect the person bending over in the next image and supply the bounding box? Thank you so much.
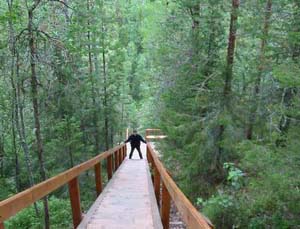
[125,130,147,159]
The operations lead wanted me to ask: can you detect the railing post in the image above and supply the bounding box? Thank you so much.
[161,182,171,229]
[154,166,161,207]
[121,146,125,161]
[146,144,150,162]
[119,148,122,164]
[114,150,118,171]
[117,149,120,167]
[94,162,103,196]
[68,177,82,228]
[116,149,120,167]
[147,148,155,182]
[107,155,113,180]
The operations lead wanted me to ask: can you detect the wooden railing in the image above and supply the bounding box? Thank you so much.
[145,130,213,229]
[145,129,167,141]
[0,144,127,229]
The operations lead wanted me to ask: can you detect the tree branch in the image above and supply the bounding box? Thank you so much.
[15,29,29,41]
[48,0,73,10]
[30,0,42,12]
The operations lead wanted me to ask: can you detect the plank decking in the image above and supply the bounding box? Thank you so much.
[77,144,163,229]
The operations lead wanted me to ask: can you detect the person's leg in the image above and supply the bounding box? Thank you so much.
[129,146,135,159]
[136,146,143,159]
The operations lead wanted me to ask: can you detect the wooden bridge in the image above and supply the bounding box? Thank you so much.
[0,129,213,229]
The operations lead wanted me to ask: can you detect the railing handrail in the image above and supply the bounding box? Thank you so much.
[0,144,127,228]
[145,128,167,141]
[146,143,214,229]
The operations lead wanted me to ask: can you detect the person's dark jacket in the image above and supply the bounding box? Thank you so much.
[125,134,146,147]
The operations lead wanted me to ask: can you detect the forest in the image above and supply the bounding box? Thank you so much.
[0,0,299,228]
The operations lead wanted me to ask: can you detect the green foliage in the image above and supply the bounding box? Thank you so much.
[273,62,300,87]
[198,194,243,228]
[223,162,244,190]
[1,0,300,228]
[142,0,300,228]
[5,198,72,229]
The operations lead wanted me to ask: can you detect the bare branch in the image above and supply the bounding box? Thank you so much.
[36,30,66,49]
[30,0,42,12]
[15,29,29,41]
[47,0,73,10]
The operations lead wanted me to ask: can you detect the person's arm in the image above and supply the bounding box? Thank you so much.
[124,135,131,143]
[139,135,147,144]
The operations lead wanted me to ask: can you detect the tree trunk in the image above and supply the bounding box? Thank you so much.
[101,15,109,150]
[7,0,20,192]
[0,121,4,177]
[87,0,100,155]
[223,0,240,107]
[103,46,109,150]
[11,91,20,192]
[28,6,50,228]
[245,0,272,140]
[66,118,74,168]
[215,0,240,170]
[190,3,200,50]
[14,50,40,215]
[276,0,299,145]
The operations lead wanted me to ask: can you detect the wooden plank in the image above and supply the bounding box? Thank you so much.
[161,183,171,229]
[121,146,125,161]
[154,166,161,207]
[146,128,162,137]
[120,147,122,162]
[0,144,125,223]
[146,135,167,140]
[120,148,122,163]
[107,155,113,180]
[77,145,163,229]
[114,151,118,171]
[147,144,213,229]
[117,149,122,167]
[68,177,82,228]
[146,146,150,162]
[94,162,103,196]
[148,152,155,183]
[111,154,115,172]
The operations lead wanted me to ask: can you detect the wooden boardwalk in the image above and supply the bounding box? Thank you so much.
[77,144,163,229]
[0,131,213,229]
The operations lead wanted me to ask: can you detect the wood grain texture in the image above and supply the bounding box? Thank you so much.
[114,151,118,171]
[118,149,121,167]
[161,183,171,229]
[94,162,103,196]
[68,177,82,228]
[107,155,113,180]
[154,166,161,207]
[77,144,163,229]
